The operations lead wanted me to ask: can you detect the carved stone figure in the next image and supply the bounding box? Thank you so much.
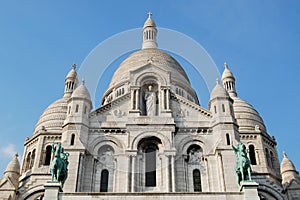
[50,143,69,187]
[188,148,201,164]
[232,142,252,185]
[144,85,156,116]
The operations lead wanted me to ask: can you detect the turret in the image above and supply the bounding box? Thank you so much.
[209,79,238,147]
[281,152,300,185]
[4,153,20,188]
[222,62,237,97]
[142,12,158,49]
[64,64,78,97]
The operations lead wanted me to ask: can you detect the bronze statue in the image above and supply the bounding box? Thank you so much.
[232,142,252,185]
[50,143,69,187]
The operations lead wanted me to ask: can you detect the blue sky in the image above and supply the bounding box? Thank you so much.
[0,1,299,175]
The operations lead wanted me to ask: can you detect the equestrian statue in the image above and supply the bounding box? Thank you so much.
[50,143,69,187]
[232,142,252,185]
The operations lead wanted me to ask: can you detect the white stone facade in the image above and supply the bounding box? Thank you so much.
[1,14,299,200]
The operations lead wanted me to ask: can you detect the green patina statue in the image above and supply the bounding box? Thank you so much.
[50,143,69,187]
[232,142,252,185]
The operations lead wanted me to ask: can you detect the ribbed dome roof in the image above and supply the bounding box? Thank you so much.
[34,97,68,133]
[72,81,91,100]
[210,82,229,100]
[5,154,20,174]
[109,48,190,88]
[232,97,266,132]
[143,17,156,28]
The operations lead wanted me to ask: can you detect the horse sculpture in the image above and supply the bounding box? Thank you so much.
[232,142,252,185]
[51,143,69,187]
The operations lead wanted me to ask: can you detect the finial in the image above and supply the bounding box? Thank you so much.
[82,79,85,85]
[15,153,18,158]
[283,151,287,158]
[224,62,228,69]
[147,12,152,18]
[72,64,76,70]
[216,78,220,85]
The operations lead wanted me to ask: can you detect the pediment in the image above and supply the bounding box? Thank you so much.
[130,63,171,86]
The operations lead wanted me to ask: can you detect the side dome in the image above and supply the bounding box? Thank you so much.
[71,81,91,100]
[210,82,229,100]
[232,97,266,132]
[109,48,190,88]
[34,97,68,133]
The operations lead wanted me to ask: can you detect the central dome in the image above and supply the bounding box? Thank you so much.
[109,48,191,88]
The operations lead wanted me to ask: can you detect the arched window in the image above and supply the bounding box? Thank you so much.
[30,149,36,168]
[265,148,271,167]
[214,106,217,114]
[75,104,79,113]
[100,169,109,192]
[222,104,225,112]
[25,152,31,171]
[249,145,257,165]
[145,146,156,187]
[193,169,202,192]
[70,134,75,146]
[44,145,52,165]
[270,151,274,168]
[226,134,230,146]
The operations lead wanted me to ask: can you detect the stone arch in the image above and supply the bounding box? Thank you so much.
[134,65,168,86]
[90,136,124,156]
[22,185,45,200]
[258,184,284,200]
[177,135,205,155]
[131,131,171,150]
[90,136,124,155]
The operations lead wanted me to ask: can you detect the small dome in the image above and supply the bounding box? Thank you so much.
[66,64,77,79]
[143,13,156,28]
[232,97,266,132]
[34,97,68,133]
[221,63,234,81]
[210,82,229,100]
[281,152,297,174]
[71,80,91,100]
[5,153,20,174]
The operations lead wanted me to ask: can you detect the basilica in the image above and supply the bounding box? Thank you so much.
[0,14,300,200]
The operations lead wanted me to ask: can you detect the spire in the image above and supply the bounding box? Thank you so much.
[64,64,78,97]
[281,151,300,185]
[221,62,237,97]
[142,12,158,49]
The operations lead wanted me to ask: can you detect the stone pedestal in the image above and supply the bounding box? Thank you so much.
[240,181,259,200]
[44,182,62,200]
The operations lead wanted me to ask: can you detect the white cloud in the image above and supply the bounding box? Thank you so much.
[0,144,17,158]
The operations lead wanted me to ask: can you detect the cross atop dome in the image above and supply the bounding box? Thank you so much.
[147,12,152,18]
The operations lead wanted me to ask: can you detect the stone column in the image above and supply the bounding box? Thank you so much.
[135,88,140,110]
[161,88,165,110]
[131,155,136,192]
[166,88,170,110]
[171,155,176,192]
[165,155,170,192]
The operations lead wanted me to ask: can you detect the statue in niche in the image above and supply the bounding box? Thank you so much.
[188,148,201,164]
[144,85,156,116]
[99,148,114,168]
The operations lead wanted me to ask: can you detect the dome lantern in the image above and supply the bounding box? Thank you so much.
[222,62,237,97]
[142,12,158,49]
[64,64,78,97]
